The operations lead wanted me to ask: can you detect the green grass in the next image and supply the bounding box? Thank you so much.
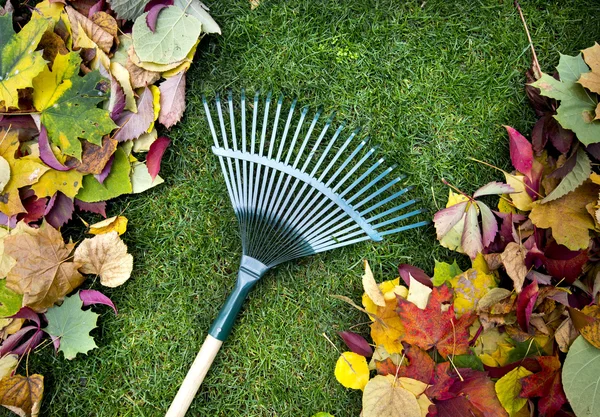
[21,1,600,416]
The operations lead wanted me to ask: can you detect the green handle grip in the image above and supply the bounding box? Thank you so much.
[208,256,269,341]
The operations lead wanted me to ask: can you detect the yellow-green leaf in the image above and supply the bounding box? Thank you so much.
[32,51,81,111]
[495,366,533,416]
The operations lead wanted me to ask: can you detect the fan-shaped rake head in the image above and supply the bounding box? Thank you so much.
[203,89,429,268]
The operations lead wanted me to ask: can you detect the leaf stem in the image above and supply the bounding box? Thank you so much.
[514,1,541,80]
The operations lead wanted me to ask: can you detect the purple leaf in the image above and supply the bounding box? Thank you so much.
[543,242,589,284]
[113,87,154,142]
[0,212,17,228]
[0,115,37,129]
[11,307,41,327]
[158,70,186,128]
[527,270,552,286]
[547,118,574,154]
[51,335,60,353]
[146,136,170,180]
[472,181,514,198]
[548,149,577,180]
[75,199,107,217]
[109,79,126,121]
[531,116,549,153]
[477,202,498,248]
[505,125,533,178]
[12,330,44,356]
[88,0,104,17]
[461,203,483,259]
[398,264,432,288]
[433,201,468,240]
[79,290,117,315]
[144,0,173,12]
[19,189,47,224]
[587,143,600,162]
[44,192,74,229]
[146,3,171,32]
[39,125,70,171]
[517,281,538,333]
[94,154,114,184]
[338,331,372,357]
[0,326,38,356]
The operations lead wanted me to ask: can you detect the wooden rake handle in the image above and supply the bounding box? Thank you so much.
[165,335,223,417]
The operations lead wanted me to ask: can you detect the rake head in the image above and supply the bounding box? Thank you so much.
[203,89,429,268]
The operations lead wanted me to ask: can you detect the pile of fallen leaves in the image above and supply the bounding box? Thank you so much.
[330,45,600,417]
[0,0,219,414]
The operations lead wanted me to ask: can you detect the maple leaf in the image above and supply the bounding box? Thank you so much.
[0,374,43,417]
[396,285,476,358]
[32,51,82,111]
[4,221,84,311]
[0,14,49,109]
[579,43,600,95]
[532,53,600,145]
[0,130,49,216]
[74,231,133,287]
[529,180,600,250]
[40,70,116,159]
[44,292,98,360]
[519,356,566,417]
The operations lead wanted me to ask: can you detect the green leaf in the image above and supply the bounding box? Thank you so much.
[0,280,22,318]
[541,147,591,203]
[451,353,484,371]
[495,366,533,416]
[563,336,600,417]
[40,70,117,159]
[173,0,221,34]
[107,0,149,20]
[432,259,463,286]
[44,292,98,360]
[532,53,600,145]
[76,148,132,202]
[132,7,201,65]
[130,161,164,194]
[0,15,50,108]
[311,414,334,417]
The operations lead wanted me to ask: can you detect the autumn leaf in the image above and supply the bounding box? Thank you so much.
[74,231,133,287]
[449,267,497,315]
[529,180,600,250]
[579,43,600,94]
[0,130,49,216]
[4,221,84,311]
[541,147,591,203]
[0,374,43,417]
[158,70,186,128]
[88,215,128,235]
[501,242,528,293]
[406,276,432,310]
[44,292,98,360]
[362,260,385,307]
[519,356,566,417]
[495,366,533,416]
[432,259,462,286]
[562,336,600,417]
[32,51,81,111]
[338,331,372,357]
[113,86,155,142]
[362,375,422,417]
[0,14,49,109]
[334,352,369,390]
[75,147,132,202]
[396,285,476,358]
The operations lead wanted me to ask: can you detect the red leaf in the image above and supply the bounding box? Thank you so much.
[397,285,476,358]
[400,343,436,383]
[146,136,170,180]
[426,362,455,401]
[520,356,567,417]
[434,396,482,417]
[74,199,107,217]
[505,125,533,178]
[517,281,539,333]
[543,242,588,284]
[338,331,372,357]
[398,264,432,288]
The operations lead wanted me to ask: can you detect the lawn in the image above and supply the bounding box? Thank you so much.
[22,0,600,416]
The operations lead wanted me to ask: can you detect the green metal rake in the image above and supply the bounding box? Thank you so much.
[166,90,428,416]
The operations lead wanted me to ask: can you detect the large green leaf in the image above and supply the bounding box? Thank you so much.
[532,53,600,145]
[107,0,149,20]
[40,70,117,159]
[541,147,591,203]
[132,7,201,65]
[173,0,221,34]
[44,292,98,360]
[563,336,600,417]
[75,148,132,202]
[0,14,49,108]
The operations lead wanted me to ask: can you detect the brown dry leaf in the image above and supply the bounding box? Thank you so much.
[579,43,600,94]
[38,31,68,70]
[0,374,43,417]
[501,242,528,293]
[4,222,84,311]
[65,6,113,53]
[555,317,578,352]
[362,260,385,307]
[125,58,161,89]
[65,136,117,175]
[74,232,133,287]
[530,181,600,251]
[90,11,118,43]
[362,375,421,417]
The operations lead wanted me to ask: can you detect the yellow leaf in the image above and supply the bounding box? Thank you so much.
[0,17,49,109]
[334,352,369,390]
[32,51,81,111]
[590,172,600,185]
[0,374,44,417]
[362,260,385,307]
[362,375,421,417]
[0,131,49,215]
[495,366,533,416]
[88,215,128,235]
[445,189,469,208]
[471,252,490,274]
[363,278,402,316]
[450,268,497,316]
[0,354,17,380]
[75,23,110,70]
[530,180,600,250]
[406,276,431,310]
[31,0,64,24]
[162,39,200,78]
[504,174,533,211]
[28,150,83,198]
[110,62,137,113]
[397,377,433,417]
[498,195,516,214]
[147,84,161,132]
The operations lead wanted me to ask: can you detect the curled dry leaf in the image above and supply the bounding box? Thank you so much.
[0,374,43,417]
[500,242,528,293]
[74,231,133,287]
[66,6,114,53]
[362,260,385,307]
[88,215,128,235]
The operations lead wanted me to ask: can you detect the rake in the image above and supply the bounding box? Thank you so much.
[166,90,429,416]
